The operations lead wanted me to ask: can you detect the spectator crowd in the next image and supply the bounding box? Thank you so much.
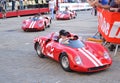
[0,0,49,12]
[87,0,120,13]
[0,0,50,18]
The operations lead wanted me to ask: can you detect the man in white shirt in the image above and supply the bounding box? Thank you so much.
[49,0,56,19]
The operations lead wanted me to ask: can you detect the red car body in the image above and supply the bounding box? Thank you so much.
[56,11,77,20]
[22,16,51,31]
[34,32,112,72]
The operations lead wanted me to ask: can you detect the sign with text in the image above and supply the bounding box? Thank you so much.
[59,3,92,11]
[97,8,120,44]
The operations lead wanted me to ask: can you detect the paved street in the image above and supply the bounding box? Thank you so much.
[0,10,120,83]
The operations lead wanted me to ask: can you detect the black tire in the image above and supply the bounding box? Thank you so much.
[43,22,47,29]
[48,25,50,28]
[50,19,52,24]
[74,16,76,19]
[48,24,50,28]
[42,25,45,31]
[60,53,71,72]
[47,19,51,28]
[35,43,45,58]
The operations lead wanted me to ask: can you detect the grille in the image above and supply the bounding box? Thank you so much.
[88,65,109,71]
[26,28,39,31]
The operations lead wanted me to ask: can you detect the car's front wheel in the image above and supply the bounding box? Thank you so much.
[35,43,45,58]
[60,53,71,72]
[42,25,45,31]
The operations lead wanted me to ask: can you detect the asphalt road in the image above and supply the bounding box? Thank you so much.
[0,10,120,83]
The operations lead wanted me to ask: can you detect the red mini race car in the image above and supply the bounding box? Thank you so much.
[22,15,51,31]
[34,32,112,73]
[56,11,77,20]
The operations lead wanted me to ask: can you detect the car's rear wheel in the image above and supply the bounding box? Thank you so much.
[50,19,52,24]
[74,16,76,19]
[43,22,47,29]
[35,43,44,58]
[60,53,71,72]
[48,24,50,28]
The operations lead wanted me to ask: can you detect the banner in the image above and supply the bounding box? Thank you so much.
[59,3,92,11]
[97,8,120,44]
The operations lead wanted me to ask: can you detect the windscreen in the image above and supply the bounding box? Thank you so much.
[31,17,42,21]
[66,39,85,48]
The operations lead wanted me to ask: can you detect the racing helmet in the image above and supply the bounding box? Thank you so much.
[59,29,66,35]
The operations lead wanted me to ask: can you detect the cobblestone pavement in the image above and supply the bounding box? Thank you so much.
[0,10,120,83]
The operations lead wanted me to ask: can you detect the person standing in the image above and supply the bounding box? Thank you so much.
[1,0,7,10]
[19,0,24,10]
[35,0,38,8]
[0,2,2,12]
[87,0,98,16]
[0,3,6,19]
[49,0,56,19]
[12,0,15,11]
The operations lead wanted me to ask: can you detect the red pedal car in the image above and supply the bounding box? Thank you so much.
[34,32,112,72]
[22,15,51,31]
[56,11,77,20]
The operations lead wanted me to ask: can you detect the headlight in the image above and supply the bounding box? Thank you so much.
[38,23,43,27]
[38,22,44,27]
[75,56,82,65]
[104,51,110,59]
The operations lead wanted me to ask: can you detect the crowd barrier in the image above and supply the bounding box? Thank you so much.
[0,8,49,18]
[97,8,120,56]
